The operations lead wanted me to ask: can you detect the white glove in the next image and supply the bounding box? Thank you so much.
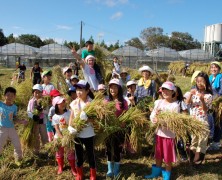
[80,111,88,121]
[68,126,77,135]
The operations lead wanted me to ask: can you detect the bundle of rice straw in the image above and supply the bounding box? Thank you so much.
[44,138,62,155]
[94,107,149,151]
[21,118,38,150]
[51,65,69,95]
[137,96,154,114]
[39,95,51,109]
[14,79,33,108]
[63,93,116,149]
[212,96,222,125]
[156,111,209,144]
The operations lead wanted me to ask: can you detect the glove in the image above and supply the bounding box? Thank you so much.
[80,111,88,121]
[68,126,77,135]
[33,115,40,122]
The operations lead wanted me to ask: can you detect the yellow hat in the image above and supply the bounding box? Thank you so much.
[210,61,221,69]
[191,70,201,84]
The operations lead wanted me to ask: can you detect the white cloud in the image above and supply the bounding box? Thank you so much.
[110,12,123,20]
[97,32,105,37]
[56,25,72,30]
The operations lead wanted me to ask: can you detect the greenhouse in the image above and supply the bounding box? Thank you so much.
[112,46,146,57]
[146,47,181,60]
[178,49,213,61]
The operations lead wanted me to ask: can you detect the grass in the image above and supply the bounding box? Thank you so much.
[0,67,222,180]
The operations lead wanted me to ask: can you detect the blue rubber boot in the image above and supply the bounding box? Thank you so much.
[106,161,113,177]
[113,162,120,177]
[144,164,162,179]
[162,169,171,180]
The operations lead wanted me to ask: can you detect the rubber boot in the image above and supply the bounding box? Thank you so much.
[47,132,54,142]
[107,161,113,177]
[113,162,120,177]
[189,150,195,163]
[76,166,83,180]
[56,157,64,175]
[68,159,77,176]
[194,152,205,165]
[90,168,96,180]
[162,169,171,180]
[144,164,162,179]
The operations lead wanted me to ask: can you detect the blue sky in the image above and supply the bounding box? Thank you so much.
[1,0,222,46]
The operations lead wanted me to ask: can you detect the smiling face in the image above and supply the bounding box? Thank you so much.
[33,90,42,99]
[127,84,136,94]
[57,100,66,110]
[210,64,220,76]
[196,76,206,91]
[4,92,16,105]
[142,70,151,80]
[76,87,88,100]
[43,75,51,84]
[87,58,95,67]
[109,84,119,99]
[161,87,174,100]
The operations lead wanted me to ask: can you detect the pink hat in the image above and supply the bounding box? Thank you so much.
[52,96,65,106]
[98,84,106,90]
[161,81,176,91]
[109,78,120,86]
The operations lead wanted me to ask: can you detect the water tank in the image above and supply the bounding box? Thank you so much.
[205,23,222,43]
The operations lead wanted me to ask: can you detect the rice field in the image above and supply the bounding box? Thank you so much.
[0,66,222,180]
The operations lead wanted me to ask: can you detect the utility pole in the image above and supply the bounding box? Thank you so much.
[80,21,83,50]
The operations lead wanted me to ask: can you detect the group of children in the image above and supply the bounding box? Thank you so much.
[0,42,221,180]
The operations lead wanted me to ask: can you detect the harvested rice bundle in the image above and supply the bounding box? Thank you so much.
[137,96,154,115]
[14,79,32,108]
[38,95,51,109]
[21,118,38,149]
[51,65,69,94]
[156,111,209,144]
[212,96,222,125]
[44,138,62,155]
[168,61,185,75]
[64,93,116,148]
[187,62,210,75]
[61,129,75,150]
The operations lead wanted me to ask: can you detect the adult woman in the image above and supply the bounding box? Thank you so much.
[135,65,156,102]
[208,61,222,150]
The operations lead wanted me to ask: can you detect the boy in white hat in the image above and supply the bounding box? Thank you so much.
[27,84,48,155]
[136,65,156,102]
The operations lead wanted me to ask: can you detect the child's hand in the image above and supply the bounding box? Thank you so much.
[190,89,196,95]
[71,45,77,54]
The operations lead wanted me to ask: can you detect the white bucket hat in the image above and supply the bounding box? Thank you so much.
[109,78,120,86]
[139,65,154,74]
[126,80,137,87]
[33,84,43,92]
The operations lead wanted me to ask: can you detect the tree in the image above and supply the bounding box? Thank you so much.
[16,34,44,48]
[100,39,108,49]
[64,41,80,50]
[114,40,120,49]
[147,34,169,49]
[43,38,56,45]
[0,29,7,46]
[140,27,163,42]
[125,37,144,50]
[88,35,94,43]
[7,33,16,44]
[169,32,201,51]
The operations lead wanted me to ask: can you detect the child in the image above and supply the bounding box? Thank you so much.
[47,89,62,141]
[105,78,128,177]
[98,84,107,97]
[41,70,55,141]
[30,62,43,85]
[186,72,213,164]
[52,96,77,176]
[27,84,48,155]
[145,81,180,180]
[68,80,96,180]
[41,70,55,95]
[0,87,22,165]
[67,86,77,101]
[70,75,79,86]
[126,80,137,107]
[63,67,73,88]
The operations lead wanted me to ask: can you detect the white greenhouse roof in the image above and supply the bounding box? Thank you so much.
[178,49,213,60]
[0,43,38,56]
[112,46,146,57]
[146,47,180,58]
